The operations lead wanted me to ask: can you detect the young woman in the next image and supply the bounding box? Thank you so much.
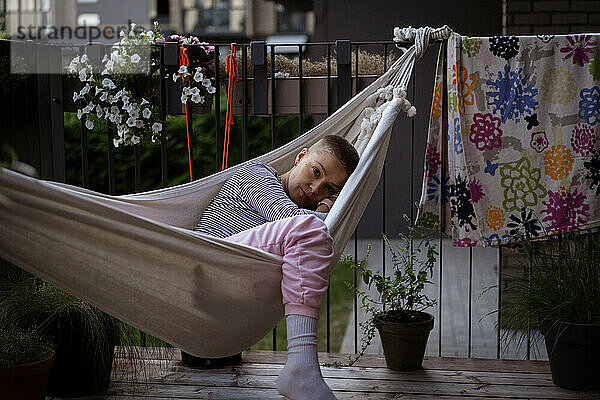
[194,135,359,400]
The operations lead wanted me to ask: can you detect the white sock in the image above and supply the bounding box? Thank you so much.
[276,314,337,400]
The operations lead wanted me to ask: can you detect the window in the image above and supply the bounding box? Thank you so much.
[183,0,246,34]
[77,13,100,26]
[276,4,306,34]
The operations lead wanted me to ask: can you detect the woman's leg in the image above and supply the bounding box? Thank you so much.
[227,214,337,400]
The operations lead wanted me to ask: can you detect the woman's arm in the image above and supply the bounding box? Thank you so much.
[240,163,328,221]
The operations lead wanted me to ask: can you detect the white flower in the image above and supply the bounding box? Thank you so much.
[152,122,162,133]
[71,56,80,65]
[191,94,201,103]
[85,119,94,130]
[102,54,109,63]
[122,103,133,113]
[141,98,149,105]
[79,69,87,82]
[111,106,119,115]
[106,60,114,71]
[121,95,129,105]
[193,70,204,82]
[129,108,140,119]
[202,78,211,87]
[95,86,103,96]
[109,95,117,104]
[113,138,121,148]
[178,65,189,75]
[77,109,84,119]
[81,54,88,63]
[172,73,178,82]
[190,87,200,96]
[126,117,136,127]
[96,105,103,117]
[117,125,129,137]
[101,69,109,75]
[99,92,108,102]
[135,120,144,128]
[131,135,140,145]
[143,108,151,119]
[84,103,94,113]
[87,73,94,82]
[102,78,116,89]
[181,94,188,104]
[182,86,192,96]
[79,84,90,96]
[73,92,80,102]
[207,86,216,94]
[131,54,141,64]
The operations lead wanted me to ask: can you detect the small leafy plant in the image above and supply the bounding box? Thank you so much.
[325,216,437,367]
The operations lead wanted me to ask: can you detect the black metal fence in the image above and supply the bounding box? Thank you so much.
[0,38,536,360]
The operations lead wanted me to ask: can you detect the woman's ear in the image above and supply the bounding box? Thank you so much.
[295,148,308,165]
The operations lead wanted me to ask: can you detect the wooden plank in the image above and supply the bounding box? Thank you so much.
[112,359,554,387]
[115,348,550,374]
[242,350,552,374]
[64,382,513,400]
[107,361,599,399]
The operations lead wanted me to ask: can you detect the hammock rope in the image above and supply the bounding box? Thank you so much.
[0,26,448,358]
[223,43,239,170]
[179,44,194,181]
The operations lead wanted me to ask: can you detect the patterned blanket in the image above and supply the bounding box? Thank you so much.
[418,33,600,247]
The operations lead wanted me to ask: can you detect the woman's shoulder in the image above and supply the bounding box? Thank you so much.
[239,161,279,180]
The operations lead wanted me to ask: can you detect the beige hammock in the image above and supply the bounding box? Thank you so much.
[0,27,448,357]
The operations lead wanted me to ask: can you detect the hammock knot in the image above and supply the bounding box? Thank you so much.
[393,25,452,60]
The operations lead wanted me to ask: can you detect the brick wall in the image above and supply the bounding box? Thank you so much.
[505,0,600,34]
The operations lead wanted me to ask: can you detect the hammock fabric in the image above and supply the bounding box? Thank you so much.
[417,33,600,247]
[0,27,448,357]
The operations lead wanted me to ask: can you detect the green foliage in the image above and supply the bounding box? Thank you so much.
[64,93,309,194]
[0,327,51,367]
[328,215,437,367]
[500,232,600,351]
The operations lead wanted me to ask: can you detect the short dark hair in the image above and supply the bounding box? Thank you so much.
[311,135,359,178]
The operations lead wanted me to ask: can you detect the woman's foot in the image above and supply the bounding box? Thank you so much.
[276,314,337,400]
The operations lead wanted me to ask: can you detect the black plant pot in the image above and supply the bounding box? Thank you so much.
[543,321,600,391]
[45,312,119,397]
[375,311,434,371]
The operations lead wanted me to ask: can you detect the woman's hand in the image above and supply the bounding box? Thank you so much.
[315,195,337,213]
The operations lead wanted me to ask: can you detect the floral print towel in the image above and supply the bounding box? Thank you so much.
[417,33,600,247]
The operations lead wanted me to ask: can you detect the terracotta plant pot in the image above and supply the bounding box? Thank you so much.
[543,321,600,391]
[0,347,56,400]
[375,311,434,371]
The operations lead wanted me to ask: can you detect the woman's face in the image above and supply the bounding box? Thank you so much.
[284,148,348,208]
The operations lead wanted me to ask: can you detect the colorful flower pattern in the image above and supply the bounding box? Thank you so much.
[560,35,595,67]
[544,145,574,181]
[418,34,600,247]
[542,187,590,231]
[530,131,549,153]
[570,123,596,156]
[578,86,600,126]
[500,157,546,211]
[469,113,503,150]
[486,64,538,124]
[485,206,505,230]
[540,68,576,105]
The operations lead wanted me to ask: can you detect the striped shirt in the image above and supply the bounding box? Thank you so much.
[193,161,326,238]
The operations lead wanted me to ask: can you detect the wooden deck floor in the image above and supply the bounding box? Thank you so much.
[52,347,600,399]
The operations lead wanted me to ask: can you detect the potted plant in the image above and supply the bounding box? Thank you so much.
[500,232,600,391]
[0,327,56,400]
[230,50,398,115]
[0,278,123,397]
[344,215,437,371]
